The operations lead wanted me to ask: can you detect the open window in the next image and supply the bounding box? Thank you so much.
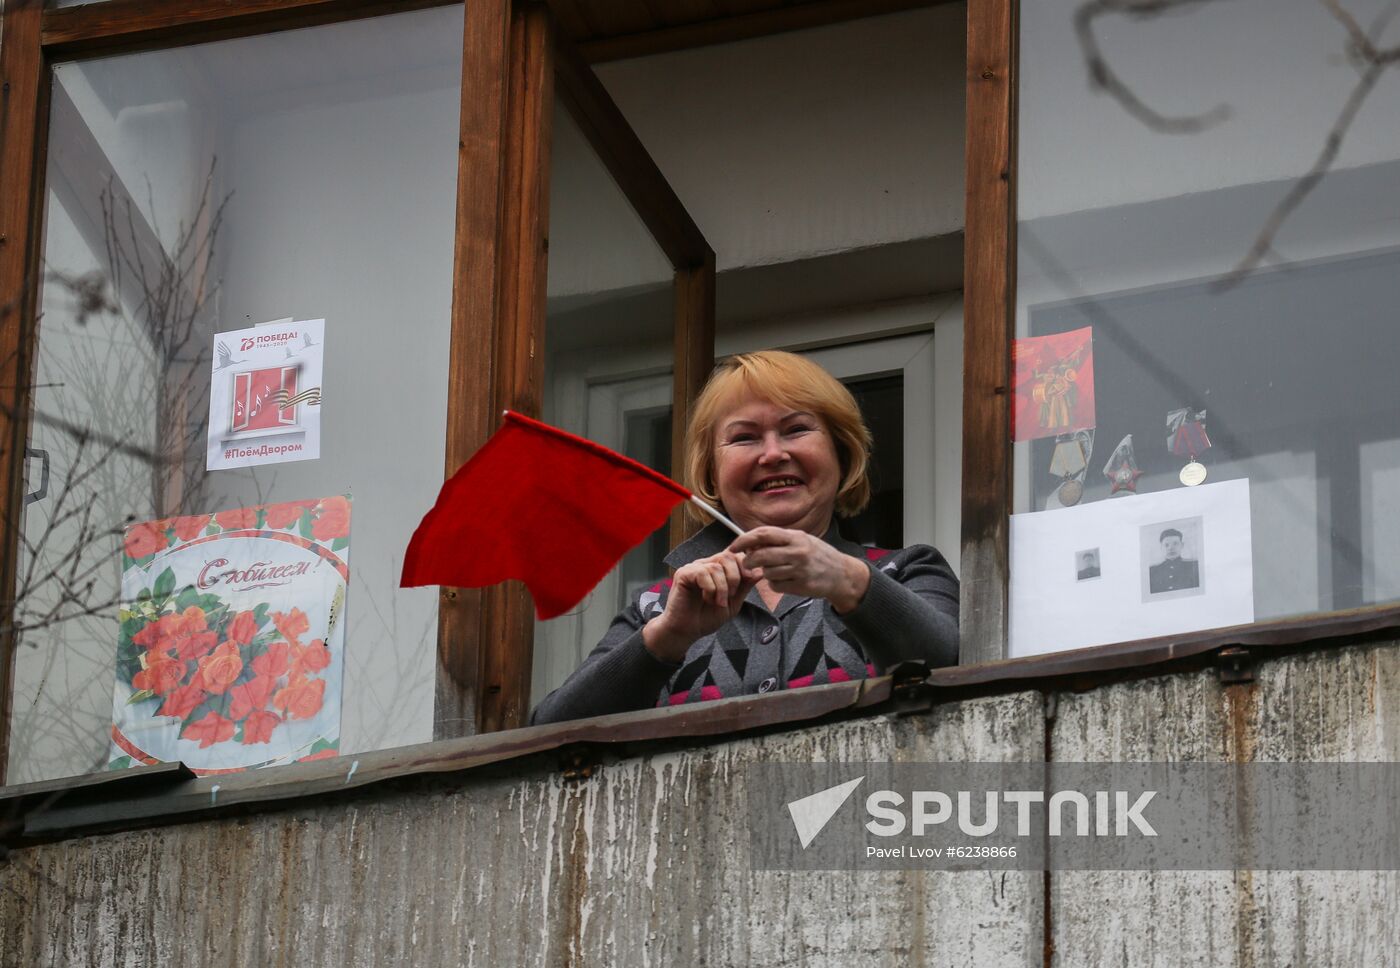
[530,70,712,710]
[531,4,966,711]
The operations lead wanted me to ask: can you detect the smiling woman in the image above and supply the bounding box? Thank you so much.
[530,350,960,724]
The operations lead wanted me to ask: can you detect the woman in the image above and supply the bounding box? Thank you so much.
[530,350,958,725]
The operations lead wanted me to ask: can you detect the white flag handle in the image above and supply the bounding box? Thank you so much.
[688,495,745,537]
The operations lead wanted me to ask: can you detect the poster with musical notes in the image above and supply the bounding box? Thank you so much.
[206,318,325,470]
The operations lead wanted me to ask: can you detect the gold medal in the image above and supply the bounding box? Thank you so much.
[1057,478,1084,506]
[1167,407,1210,487]
[1048,430,1093,508]
[1049,439,1087,479]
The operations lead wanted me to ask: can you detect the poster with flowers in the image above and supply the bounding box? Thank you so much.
[109,495,351,774]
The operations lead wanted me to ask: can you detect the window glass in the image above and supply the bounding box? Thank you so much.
[1010,0,1400,657]
[530,100,675,708]
[12,6,464,782]
[842,374,904,550]
[618,405,673,610]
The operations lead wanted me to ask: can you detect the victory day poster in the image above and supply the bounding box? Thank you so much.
[1012,326,1096,442]
[109,495,351,774]
[206,318,325,470]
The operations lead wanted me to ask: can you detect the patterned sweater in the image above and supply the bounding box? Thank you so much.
[529,522,960,725]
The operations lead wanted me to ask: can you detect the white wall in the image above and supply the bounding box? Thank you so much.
[544,2,967,297]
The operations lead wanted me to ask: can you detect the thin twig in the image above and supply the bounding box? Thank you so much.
[1074,0,1233,133]
[1214,0,1400,288]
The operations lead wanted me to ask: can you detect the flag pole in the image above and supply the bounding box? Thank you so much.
[688,495,745,537]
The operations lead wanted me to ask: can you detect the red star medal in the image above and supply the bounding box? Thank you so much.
[1102,434,1142,494]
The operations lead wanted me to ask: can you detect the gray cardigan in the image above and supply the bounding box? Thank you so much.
[529,523,959,725]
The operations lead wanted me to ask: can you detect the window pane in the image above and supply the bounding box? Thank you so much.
[842,374,904,550]
[618,405,674,611]
[1010,0,1400,657]
[530,100,674,710]
[12,6,464,782]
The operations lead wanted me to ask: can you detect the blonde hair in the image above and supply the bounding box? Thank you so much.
[684,350,873,527]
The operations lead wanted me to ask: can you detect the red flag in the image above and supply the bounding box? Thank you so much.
[401,410,691,619]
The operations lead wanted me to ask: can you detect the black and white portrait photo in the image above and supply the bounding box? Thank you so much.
[1140,516,1205,602]
[1075,547,1101,582]
[1010,480,1253,657]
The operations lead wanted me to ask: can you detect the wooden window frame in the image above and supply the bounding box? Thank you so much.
[0,0,50,789]
[2,0,1400,831]
[960,0,1017,665]
[0,0,534,779]
[0,0,716,778]
[960,0,1400,666]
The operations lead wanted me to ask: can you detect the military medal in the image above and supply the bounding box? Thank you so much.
[1166,407,1211,486]
[1049,429,1093,506]
[1103,434,1142,495]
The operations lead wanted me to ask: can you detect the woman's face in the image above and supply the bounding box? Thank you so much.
[712,396,841,535]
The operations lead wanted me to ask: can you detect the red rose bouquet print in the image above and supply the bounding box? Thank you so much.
[109,495,351,774]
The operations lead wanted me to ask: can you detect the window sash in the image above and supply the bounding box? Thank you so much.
[0,0,715,781]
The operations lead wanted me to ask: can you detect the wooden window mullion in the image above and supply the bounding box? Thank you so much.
[0,0,52,784]
[475,0,555,735]
[960,0,1018,665]
[669,253,717,550]
[433,0,514,740]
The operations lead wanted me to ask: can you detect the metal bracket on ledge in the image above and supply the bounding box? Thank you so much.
[559,746,600,784]
[1215,646,1255,685]
[889,660,935,716]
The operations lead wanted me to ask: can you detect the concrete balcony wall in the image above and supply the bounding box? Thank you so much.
[2,640,1398,967]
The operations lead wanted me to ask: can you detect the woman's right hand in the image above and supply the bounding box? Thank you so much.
[642,550,758,664]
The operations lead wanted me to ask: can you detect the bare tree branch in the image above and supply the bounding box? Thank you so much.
[3,159,234,785]
[1076,0,1400,291]
[1075,0,1233,133]
[1213,0,1400,288]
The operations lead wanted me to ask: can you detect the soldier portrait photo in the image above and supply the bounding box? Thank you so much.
[1140,517,1205,602]
[1075,548,1101,582]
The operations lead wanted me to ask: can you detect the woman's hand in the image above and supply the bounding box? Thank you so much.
[643,550,759,664]
[728,526,871,613]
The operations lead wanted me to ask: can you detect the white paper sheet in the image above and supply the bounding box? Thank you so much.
[1009,478,1254,657]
